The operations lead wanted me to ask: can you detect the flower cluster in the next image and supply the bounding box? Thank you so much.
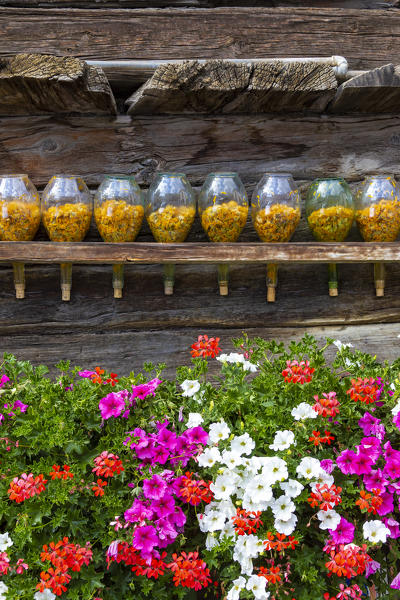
[313,392,340,418]
[191,334,221,358]
[178,472,213,506]
[49,465,73,480]
[92,451,124,478]
[346,377,381,404]
[37,537,93,596]
[99,378,162,420]
[78,366,118,386]
[8,472,47,503]
[281,360,315,384]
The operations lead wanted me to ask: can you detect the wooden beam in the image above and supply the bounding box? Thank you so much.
[125,60,337,114]
[0,8,400,71]
[0,1,396,9]
[1,241,400,264]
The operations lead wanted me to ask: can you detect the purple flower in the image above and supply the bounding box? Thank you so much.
[391,573,400,590]
[157,428,177,449]
[358,412,380,436]
[336,449,358,475]
[132,525,159,554]
[151,494,175,518]
[124,499,153,524]
[352,451,374,475]
[329,517,355,544]
[376,491,394,516]
[155,517,178,546]
[168,506,186,527]
[78,370,95,378]
[363,469,388,493]
[384,458,400,480]
[366,560,381,578]
[394,412,400,430]
[358,437,381,463]
[106,540,120,559]
[383,517,400,539]
[13,399,28,414]
[321,459,334,474]
[131,378,162,401]
[152,445,170,465]
[0,375,10,388]
[143,474,167,500]
[182,426,209,446]
[99,391,126,420]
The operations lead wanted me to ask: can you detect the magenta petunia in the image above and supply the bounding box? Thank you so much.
[132,525,159,554]
[13,399,28,414]
[329,517,355,544]
[150,493,175,518]
[394,412,400,430]
[131,378,162,401]
[391,572,400,590]
[143,474,168,500]
[336,449,358,475]
[321,459,334,474]
[358,412,380,436]
[363,469,388,493]
[124,499,154,524]
[383,517,400,539]
[384,458,400,480]
[183,426,209,446]
[352,451,374,475]
[358,437,382,463]
[365,560,381,578]
[0,375,10,388]
[78,370,95,378]
[376,491,394,516]
[99,392,126,420]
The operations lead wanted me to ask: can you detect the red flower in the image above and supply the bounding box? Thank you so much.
[313,392,340,418]
[258,565,281,584]
[179,472,213,506]
[191,335,221,359]
[92,452,124,478]
[346,378,380,404]
[309,430,335,447]
[106,372,119,386]
[281,360,314,384]
[167,551,212,590]
[263,532,298,552]
[90,366,105,385]
[325,543,371,578]
[92,478,107,497]
[232,508,263,536]
[355,489,383,514]
[49,465,74,480]
[8,472,47,503]
[308,484,342,511]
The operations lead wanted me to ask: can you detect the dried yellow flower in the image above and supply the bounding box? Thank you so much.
[147,205,195,243]
[200,201,248,242]
[43,203,92,242]
[95,199,144,242]
[253,204,300,242]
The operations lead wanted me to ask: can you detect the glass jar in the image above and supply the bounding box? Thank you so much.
[198,173,248,242]
[251,173,301,242]
[146,172,196,243]
[0,174,41,299]
[42,175,92,242]
[306,178,354,242]
[0,174,40,241]
[306,177,354,297]
[355,175,400,242]
[94,175,144,242]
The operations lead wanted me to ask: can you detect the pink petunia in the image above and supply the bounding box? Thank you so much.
[329,517,355,545]
[99,392,126,420]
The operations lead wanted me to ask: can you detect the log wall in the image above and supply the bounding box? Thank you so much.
[2,3,400,374]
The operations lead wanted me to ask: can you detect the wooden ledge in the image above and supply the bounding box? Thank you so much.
[1,241,400,264]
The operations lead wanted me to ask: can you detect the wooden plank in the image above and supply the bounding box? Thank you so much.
[0,53,116,115]
[0,113,399,188]
[331,63,400,113]
[0,8,400,70]
[126,60,337,114]
[1,311,400,376]
[2,241,400,264]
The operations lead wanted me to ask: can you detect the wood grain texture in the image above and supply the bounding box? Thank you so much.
[0,8,400,70]
[126,60,337,114]
[0,1,396,8]
[0,113,399,188]
[0,53,116,115]
[331,64,400,113]
[2,241,400,264]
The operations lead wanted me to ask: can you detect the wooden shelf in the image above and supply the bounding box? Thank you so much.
[0,241,400,264]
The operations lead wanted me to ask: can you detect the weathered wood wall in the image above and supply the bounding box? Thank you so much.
[2,2,400,374]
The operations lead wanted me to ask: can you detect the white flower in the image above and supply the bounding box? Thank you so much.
[296,457,322,480]
[272,495,296,521]
[280,479,304,498]
[209,420,230,444]
[198,446,221,467]
[231,433,255,456]
[199,510,226,532]
[210,474,236,500]
[363,520,391,544]
[391,401,400,416]
[222,449,243,469]
[242,492,271,513]
[243,360,258,372]
[205,532,219,550]
[333,339,353,351]
[274,513,297,535]
[34,591,56,600]
[234,534,261,560]
[0,582,8,600]
[185,412,204,428]
[246,574,270,599]
[180,379,201,397]
[291,402,317,421]
[246,475,273,504]
[0,532,13,552]
[317,509,341,531]
[261,457,288,483]
[217,352,245,364]
[311,472,334,490]
[269,430,296,451]
[227,576,246,600]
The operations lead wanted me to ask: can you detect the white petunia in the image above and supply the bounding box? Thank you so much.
[269,430,296,451]
[261,457,288,483]
[217,352,245,364]
[222,449,243,469]
[0,532,13,552]
[242,492,270,513]
[272,495,296,521]
[246,574,270,600]
[198,446,222,468]
[227,576,247,600]
[231,433,255,456]
[34,590,56,600]
[243,360,258,372]
[274,513,298,535]
[391,401,400,416]
[311,472,334,491]
[185,412,204,428]
[333,339,353,351]
[180,379,201,397]
[205,532,219,550]
[317,509,341,531]
[209,420,230,444]
[291,402,317,421]
[199,510,226,532]
[246,475,273,504]
[280,479,304,498]
[234,534,261,560]
[363,520,391,544]
[210,474,236,500]
[296,457,322,480]
[0,582,8,600]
